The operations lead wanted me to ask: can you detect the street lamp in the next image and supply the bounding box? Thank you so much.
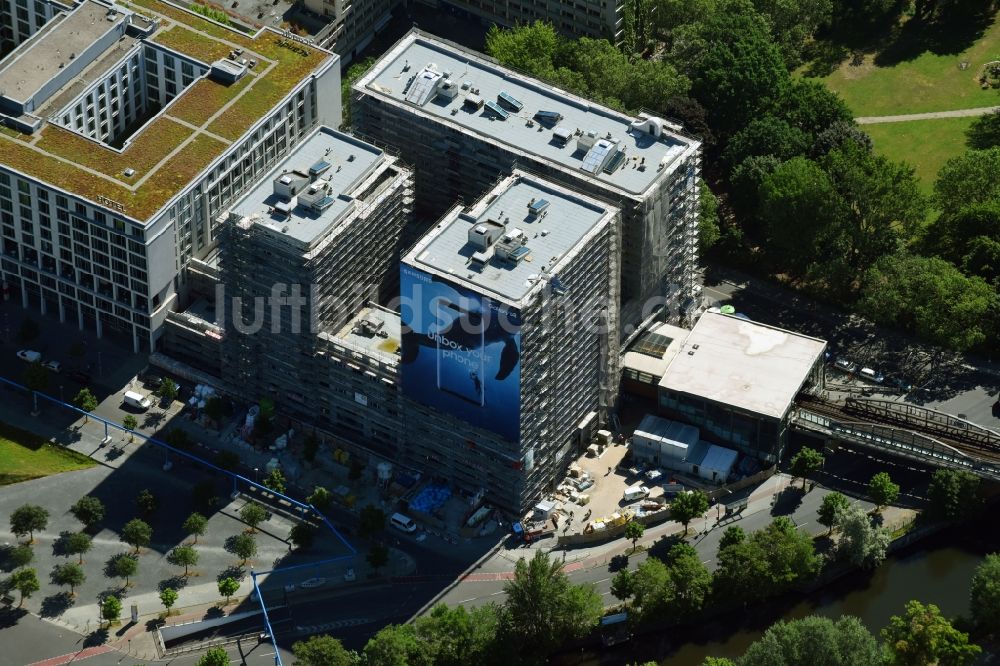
[254,467,259,484]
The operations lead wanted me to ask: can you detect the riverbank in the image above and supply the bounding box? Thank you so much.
[552,506,1000,665]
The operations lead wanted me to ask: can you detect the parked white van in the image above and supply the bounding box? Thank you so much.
[123,391,151,411]
[623,485,650,502]
[390,513,417,533]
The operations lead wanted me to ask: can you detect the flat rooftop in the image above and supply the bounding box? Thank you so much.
[356,31,698,196]
[0,0,333,222]
[658,312,827,420]
[229,126,386,245]
[404,171,617,305]
[332,306,402,360]
[0,0,122,103]
[622,322,690,380]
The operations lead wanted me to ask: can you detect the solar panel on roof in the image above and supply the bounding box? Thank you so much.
[309,160,331,176]
[603,149,626,174]
[528,199,550,216]
[484,100,509,120]
[497,91,523,112]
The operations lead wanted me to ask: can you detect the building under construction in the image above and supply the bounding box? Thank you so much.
[219,126,413,412]
[352,30,702,329]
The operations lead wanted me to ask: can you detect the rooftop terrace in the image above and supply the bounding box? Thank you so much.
[0,0,333,222]
[229,126,386,246]
[357,31,698,196]
[658,312,827,420]
[404,172,617,305]
[331,306,402,361]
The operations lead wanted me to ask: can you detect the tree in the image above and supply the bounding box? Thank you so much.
[71,496,105,529]
[758,157,845,273]
[883,600,981,666]
[160,587,178,615]
[858,254,999,351]
[719,525,746,550]
[135,489,158,515]
[101,595,121,626]
[164,427,192,451]
[307,486,333,512]
[812,120,874,157]
[183,512,208,544]
[723,115,810,169]
[52,562,85,596]
[628,556,673,620]
[611,569,634,602]
[23,361,49,393]
[74,388,98,421]
[834,504,890,568]
[485,21,562,79]
[701,659,737,666]
[663,542,713,617]
[970,553,1000,636]
[239,502,267,532]
[935,147,1000,211]
[10,504,48,543]
[670,491,709,535]
[110,553,138,587]
[740,615,882,666]
[367,543,389,576]
[818,492,850,534]
[966,110,1000,150]
[218,576,239,604]
[203,396,225,424]
[714,517,819,604]
[364,623,432,666]
[753,0,833,66]
[9,567,39,606]
[263,467,286,495]
[121,415,138,441]
[777,79,853,138]
[867,471,900,509]
[359,505,386,540]
[502,550,602,657]
[157,377,178,403]
[289,523,317,550]
[927,469,982,521]
[698,180,721,252]
[789,447,824,489]
[196,647,230,666]
[17,317,39,343]
[64,532,92,564]
[292,634,356,666]
[167,545,199,576]
[688,0,790,136]
[226,533,256,564]
[412,604,499,666]
[193,480,221,511]
[818,143,928,292]
[624,520,645,550]
[121,518,152,553]
[8,544,33,568]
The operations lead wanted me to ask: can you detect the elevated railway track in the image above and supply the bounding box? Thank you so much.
[792,394,1000,480]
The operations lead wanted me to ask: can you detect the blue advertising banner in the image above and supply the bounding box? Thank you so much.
[400,264,521,442]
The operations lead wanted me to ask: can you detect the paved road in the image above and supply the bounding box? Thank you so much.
[856,106,1000,124]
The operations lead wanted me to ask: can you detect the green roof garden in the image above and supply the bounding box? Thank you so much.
[0,1,332,222]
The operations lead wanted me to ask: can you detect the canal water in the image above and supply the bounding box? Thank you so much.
[592,514,1000,665]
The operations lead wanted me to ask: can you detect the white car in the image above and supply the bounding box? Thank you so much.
[16,350,41,363]
[299,577,326,589]
[645,469,663,482]
[42,360,61,373]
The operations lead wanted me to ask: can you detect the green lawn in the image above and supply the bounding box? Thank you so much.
[819,15,1000,116]
[864,115,976,196]
[0,423,94,486]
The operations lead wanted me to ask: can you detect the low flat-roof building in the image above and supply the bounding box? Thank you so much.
[630,414,738,484]
[658,312,826,461]
[621,322,689,398]
[353,30,701,329]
